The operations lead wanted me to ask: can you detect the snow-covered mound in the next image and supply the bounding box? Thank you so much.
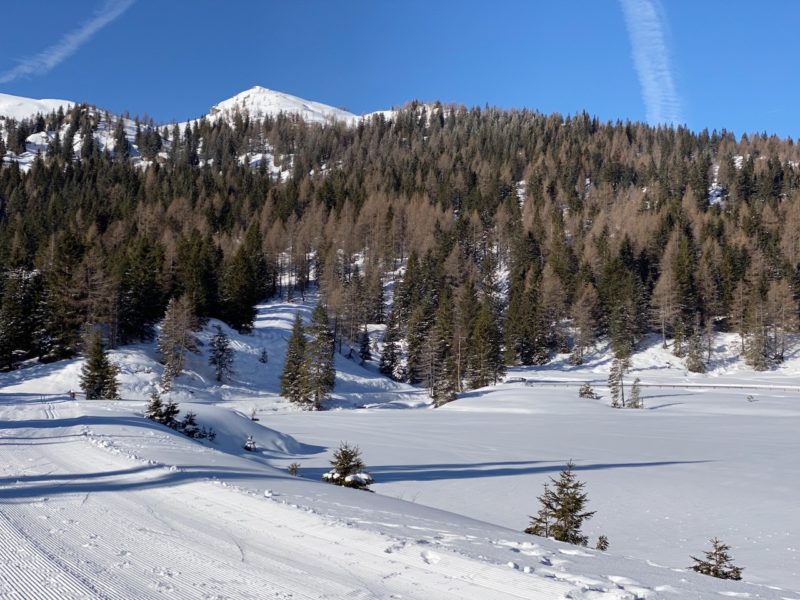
[0,91,74,121]
[207,85,357,125]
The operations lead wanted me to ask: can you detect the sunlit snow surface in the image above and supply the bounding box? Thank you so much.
[1,299,798,598]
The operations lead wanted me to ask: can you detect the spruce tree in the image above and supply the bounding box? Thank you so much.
[116,236,165,342]
[322,442,372,490]
[161,398,180,429]
[430,290,457,406]
[79,330,120,400]
[157,296,199,389]
[281,314,307,405]
[629,377,643,409]
[608,357,630,408]
[304,303,336,409]
[357,326,371,364]
[684,312,706,373]
[379,310,400,379]
[219,238,263,332]
[525,461,595,546]
[180,411,200,438]
[524,483,553,537]
[455,278,479,389]
[208,325,235,382]
[691,538,743,580]
[468,300,504,389]
[144,390,164,421]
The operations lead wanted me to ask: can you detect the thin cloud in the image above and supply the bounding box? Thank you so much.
[619,0,682,126]
[0,0,135,84]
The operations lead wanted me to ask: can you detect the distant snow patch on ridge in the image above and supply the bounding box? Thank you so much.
[0,92,74,121]
[207,86,357,125]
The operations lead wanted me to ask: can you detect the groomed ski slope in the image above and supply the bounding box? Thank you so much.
[1,299,799,598]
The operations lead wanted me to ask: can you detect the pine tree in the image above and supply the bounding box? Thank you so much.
[608,357,630,408]
[608,359,621,408]
[219,228,266,332]
[357,326,371,364]
[0,269,39,370]
[208,325,235,382]
[322,442,372,490]
[468,300,504,389]
[570,283,598,366]
[455,278,479,388]
[79,330,120,400]
[180,411,200,438]
[304,303,336,409]
[525,461,595,546]
[405,300,436,384]
[175,231,219,319]
[690,538,743,581]
[161,398,180,429]
[116,236,165,342]
[157,296,199,389]
[686,316,706,373]
[144,390,164,421]
[281,313,307,405]
[379,310,400,379]
[629,377,643,409]
[113,118,129,161]
[524,483,552,537]
[430,290,457,406]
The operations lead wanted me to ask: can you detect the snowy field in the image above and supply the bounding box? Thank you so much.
[1,299,799,598]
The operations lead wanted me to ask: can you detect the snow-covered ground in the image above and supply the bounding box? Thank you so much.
[205,86,357,125]
[0,92,73,121]
[1,300,799,598]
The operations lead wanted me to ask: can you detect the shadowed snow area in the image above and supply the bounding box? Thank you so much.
[0,299,798,598]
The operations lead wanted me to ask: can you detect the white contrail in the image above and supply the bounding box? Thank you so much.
[619,0,682,126]
[0,0,135,84]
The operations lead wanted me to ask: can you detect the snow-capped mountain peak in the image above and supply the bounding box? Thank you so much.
[0,91,74,121]
[207,86,356,125]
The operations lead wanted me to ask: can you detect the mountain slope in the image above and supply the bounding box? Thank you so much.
[1,299,798,597]
[0,92,73,121]
[206,85,358,124]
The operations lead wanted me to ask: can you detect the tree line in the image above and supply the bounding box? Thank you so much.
[2,100,800,384]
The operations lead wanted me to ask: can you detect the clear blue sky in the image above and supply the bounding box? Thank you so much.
[0,1,798,138]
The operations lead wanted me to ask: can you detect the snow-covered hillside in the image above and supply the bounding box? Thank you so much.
[0,86,398,173]
[206,86,357,125]
[0,92,73,121]
[1,299,799,598]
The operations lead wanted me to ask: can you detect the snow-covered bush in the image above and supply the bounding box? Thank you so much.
[323,442,372,490]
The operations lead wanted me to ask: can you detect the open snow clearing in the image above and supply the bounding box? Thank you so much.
[0,397,573,599]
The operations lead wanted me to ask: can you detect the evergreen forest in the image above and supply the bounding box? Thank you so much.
[2,100,800,394]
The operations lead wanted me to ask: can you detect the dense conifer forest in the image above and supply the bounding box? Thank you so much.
[2,101,800,396]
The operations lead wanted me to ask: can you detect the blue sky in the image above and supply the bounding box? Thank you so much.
[0,1,798,138]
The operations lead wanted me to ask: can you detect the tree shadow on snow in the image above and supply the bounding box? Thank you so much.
[315,459,713,484]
